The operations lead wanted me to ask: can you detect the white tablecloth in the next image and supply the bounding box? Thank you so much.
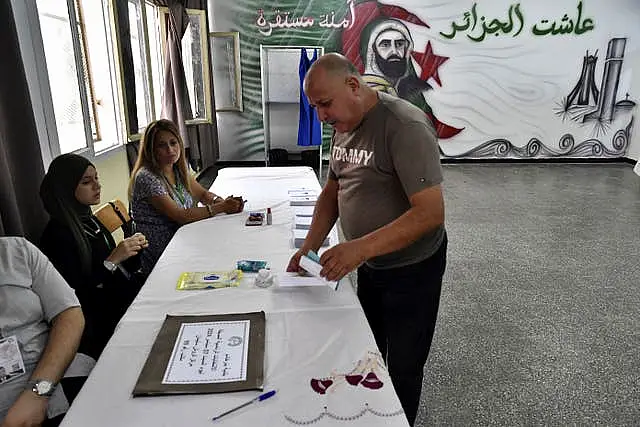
[61,167,407,427]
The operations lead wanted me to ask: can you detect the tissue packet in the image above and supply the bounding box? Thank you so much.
[176,270,243,290]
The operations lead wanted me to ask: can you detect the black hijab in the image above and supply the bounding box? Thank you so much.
[41,153,93,218]
[40,153,96,274]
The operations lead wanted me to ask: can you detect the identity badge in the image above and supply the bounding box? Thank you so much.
[0,335,26,385]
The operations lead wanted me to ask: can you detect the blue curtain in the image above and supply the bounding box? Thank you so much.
[297,48,322,146]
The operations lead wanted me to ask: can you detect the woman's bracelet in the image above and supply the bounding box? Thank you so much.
[206,204,214,217]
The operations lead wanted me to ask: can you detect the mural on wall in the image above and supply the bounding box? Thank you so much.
[335,0,462,139]
[213,0,637,160]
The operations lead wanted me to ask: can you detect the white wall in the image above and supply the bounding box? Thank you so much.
[209,2,264,161]
[626,50,640,161]
[210,0,640,161]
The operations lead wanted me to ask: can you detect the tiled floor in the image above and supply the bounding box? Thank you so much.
[416,163,640,426]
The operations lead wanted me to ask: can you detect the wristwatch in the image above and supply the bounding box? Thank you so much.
[27,379,56,397]
[103,259,118,273]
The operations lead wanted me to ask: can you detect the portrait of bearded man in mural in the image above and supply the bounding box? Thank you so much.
[360,18,431,107]
[337,0,462,138]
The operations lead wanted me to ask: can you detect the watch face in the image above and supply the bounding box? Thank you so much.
[35,380,54,395]
[103,260,117,272]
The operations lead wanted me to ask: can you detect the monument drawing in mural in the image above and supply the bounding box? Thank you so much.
[560,38,636,135]
[334,0,462,139]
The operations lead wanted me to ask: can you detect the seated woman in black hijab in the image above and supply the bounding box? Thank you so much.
[39,153,148,359]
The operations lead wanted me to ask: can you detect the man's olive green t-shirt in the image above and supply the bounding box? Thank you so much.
[328,92,445,269]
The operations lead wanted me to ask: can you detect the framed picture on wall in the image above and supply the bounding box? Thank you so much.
[210,32,243,112]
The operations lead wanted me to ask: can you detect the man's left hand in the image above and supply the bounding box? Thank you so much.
[1,391,48,427]
[319,240,368,282]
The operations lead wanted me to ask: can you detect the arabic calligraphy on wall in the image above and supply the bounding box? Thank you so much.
[256,0,356,36]
[440,1,595,42]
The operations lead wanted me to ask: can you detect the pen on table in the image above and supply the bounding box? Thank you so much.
[211,390,277,422]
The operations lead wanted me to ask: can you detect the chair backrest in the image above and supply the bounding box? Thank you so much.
[94,200,131,234]
[125,140,140,172]
[268,148,289,166]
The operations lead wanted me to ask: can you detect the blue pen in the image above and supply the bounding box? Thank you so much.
[212,390,277,422]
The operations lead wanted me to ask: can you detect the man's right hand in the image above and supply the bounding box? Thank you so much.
[1,390,48,427]
[286,249,306,273]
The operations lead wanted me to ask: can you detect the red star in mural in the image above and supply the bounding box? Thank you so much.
[411,41,449,87]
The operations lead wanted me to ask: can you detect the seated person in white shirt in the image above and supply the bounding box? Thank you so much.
[0,237,85,427]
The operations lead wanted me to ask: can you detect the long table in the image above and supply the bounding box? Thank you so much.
[61,167,408,427]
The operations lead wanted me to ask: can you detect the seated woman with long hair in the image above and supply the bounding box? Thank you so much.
[129,119,244,275]
[40,153,148,358]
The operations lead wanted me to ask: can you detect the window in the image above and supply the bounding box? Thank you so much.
[146,2,163,122]
[78,0,123,153]
[33,0,211,151]
[36,0,88,154]
[159,7,212,125]
[36,0,123,156]
[125,0,158,137]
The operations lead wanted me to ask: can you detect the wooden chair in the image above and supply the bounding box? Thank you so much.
[94,199,132,234]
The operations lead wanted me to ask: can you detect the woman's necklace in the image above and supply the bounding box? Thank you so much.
[163,170,186,206]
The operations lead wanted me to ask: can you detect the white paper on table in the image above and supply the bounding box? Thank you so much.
[288,188,317,197]
[295,215,313,229]
[293,229,330,248]
[162,321,250,384]
[293,206,315,216]
[290,196,317,206]
[277,272,333,288]
[299,256,339,290]
[293,229,309,239]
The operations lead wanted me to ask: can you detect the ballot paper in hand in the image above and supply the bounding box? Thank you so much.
[299,255,339,290]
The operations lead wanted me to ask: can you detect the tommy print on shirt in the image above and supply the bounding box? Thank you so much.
[332,147,374,166]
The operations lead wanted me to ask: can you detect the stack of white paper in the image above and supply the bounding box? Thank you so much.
[294,215,312,230]
[289,188,318,206]
[289,196,317,206]
[277,273,332,288]
[287,188,317,197]
[293,229,329,248]
[277,271,338,291]
[293,206,315,217]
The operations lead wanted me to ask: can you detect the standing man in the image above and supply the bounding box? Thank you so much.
[287,53,447,426]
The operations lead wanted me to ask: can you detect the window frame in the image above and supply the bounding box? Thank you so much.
[32,0,126,161]
[158,6,212,126]
[112,0,157,142]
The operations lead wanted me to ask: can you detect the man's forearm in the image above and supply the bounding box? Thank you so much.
[358,205,443,261]
[302,185,339,252]
[30,307,84,383]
